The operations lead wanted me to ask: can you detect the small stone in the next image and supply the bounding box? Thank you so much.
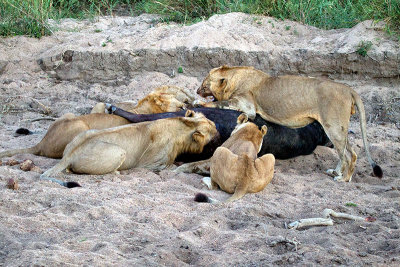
[20,159,34,171]
[7,178,19,190]
[6,159,19,166]
[30,166,43,173]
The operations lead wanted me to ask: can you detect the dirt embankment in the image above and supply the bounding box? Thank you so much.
[0,13,399,266]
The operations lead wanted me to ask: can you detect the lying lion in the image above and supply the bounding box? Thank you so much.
[110,106,331,167]
[0,85,192,159]
[40,110,218,187]
[90,85,195,114]
[197,65,382,182]
[195,114,275,203]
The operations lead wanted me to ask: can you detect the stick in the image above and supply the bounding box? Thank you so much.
[322,208,365,221]
[0,95,52,115]
[29,97,52,115]
[288,218,334,230]
[288,208,369,230]
[28,117,56,122]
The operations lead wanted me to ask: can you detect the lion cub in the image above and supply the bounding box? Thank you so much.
[196,114,275,203]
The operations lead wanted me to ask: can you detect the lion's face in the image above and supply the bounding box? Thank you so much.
[197,67,231,101]
[181,111,218,153]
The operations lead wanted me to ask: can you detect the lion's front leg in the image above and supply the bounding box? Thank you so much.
[195,97,257,120]
[174,159,211,175]
[203,100,232,109]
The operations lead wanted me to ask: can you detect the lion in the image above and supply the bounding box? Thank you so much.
[196,65,382,182]
[40,110,218,187]
[195,114,275,203]
[90,85,195,114]
[0,85,193,159]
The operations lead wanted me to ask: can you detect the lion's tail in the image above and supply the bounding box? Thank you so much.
[0,146,40,159]
[194,192,219,203]
[352,91,383,178]
[40,158,81,188]
[193,186,248,203]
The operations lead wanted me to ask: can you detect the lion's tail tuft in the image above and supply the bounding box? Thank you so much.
[373,163,383,178]
[15,128,33,135]
[194,192,210,202]
[194,192,219,203]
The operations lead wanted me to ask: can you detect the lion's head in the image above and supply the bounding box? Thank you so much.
[179,110,218,154]
[231,113,267,153]
[197,66,257,101]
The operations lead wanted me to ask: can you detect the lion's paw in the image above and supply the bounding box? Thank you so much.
[173,165,185,173]
[326,169,335,175]
[333,175,345,182]
[192,99,206,107]
[202,177,212,189]
[326,168,342,177]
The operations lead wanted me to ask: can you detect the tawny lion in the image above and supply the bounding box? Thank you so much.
[195,114,275,203]
[40,110,218,187]
[197,65,382,182]
[90,85,195,114]
[0,85,194,159]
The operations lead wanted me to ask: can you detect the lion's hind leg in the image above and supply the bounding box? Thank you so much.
[321,123,352,182]
[69,141,127,175]
[210,147,239,194]
[40,141,126,188]
[251,153,275,192]
[318,101,355,182]
[345,140,357,182]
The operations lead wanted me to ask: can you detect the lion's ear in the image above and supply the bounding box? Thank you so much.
[237,113,248,124]
[185,110,195,117]
[260,125,268,136]
[220,78,227,88]
[192,130,205,143]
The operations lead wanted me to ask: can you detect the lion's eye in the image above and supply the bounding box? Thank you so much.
[219,78,225,84]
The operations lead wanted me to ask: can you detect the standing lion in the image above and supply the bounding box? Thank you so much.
[197,65,382,182]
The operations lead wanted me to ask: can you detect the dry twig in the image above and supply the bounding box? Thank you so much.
[288,208,369,230]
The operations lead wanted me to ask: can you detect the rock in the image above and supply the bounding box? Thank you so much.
[30,166,43,173]
[0,60,7,75]
[6,159,20,166]
[7,178,19,190]
[20,159,34,171]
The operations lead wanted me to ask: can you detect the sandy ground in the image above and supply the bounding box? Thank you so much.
[0,13,400,266]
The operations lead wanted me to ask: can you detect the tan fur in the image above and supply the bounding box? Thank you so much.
[198,65,378,182]
[40,111,217,180]
[91,85,195,114]
[208,114,275,202]
[0,86,194,160]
